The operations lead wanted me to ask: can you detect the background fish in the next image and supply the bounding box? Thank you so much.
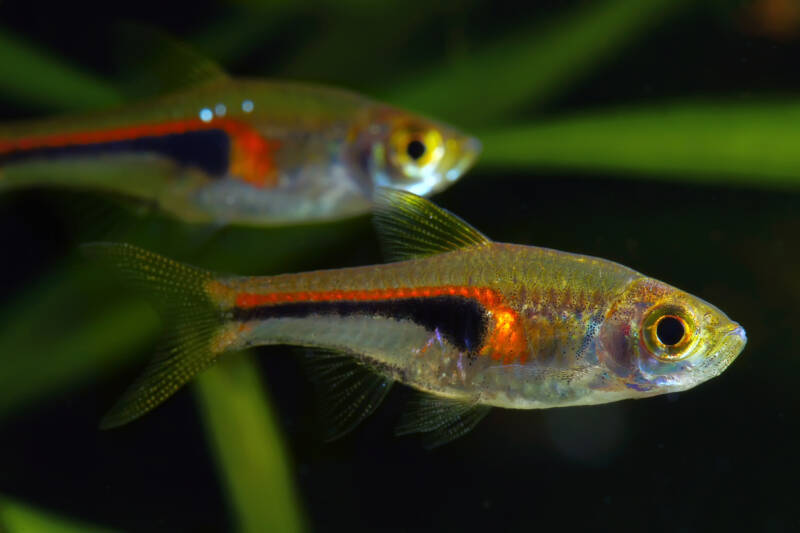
[0,72,479,225]
[85,189,746,447]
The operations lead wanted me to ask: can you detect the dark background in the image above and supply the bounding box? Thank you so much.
[0,1,798,531]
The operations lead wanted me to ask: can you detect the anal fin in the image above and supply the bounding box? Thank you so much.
[396,393,490,449]
[304,350,393,441]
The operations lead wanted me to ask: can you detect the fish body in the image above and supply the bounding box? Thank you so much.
[214,243,742,409]
[0,79,480,225]
[87,190,746,446]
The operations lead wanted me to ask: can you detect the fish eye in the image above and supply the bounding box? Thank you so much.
[406,139,426,160]
[656,315,685,346]
[641,305,695,361]
[388,126,444,172]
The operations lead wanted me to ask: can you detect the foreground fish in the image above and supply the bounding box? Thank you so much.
[86,190,746,447]
[0,75,479,225]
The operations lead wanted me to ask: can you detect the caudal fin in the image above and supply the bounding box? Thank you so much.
[82,242,224,428]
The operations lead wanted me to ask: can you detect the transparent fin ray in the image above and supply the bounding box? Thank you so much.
[82,242,224,428]
[396,393,491,449]
[115,23,229,97]
[304,349,393,441]
[42,190,158,244]
[373,188,490,261]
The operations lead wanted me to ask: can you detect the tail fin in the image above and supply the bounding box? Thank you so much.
[82,242,224,428]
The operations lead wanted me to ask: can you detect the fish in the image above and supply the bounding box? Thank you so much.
[84,189,746,447]
[0,56,479,226]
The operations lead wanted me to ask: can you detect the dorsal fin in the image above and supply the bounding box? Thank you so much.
[304,349,394,441]
[115,24,229,98]
[373,188,490,262]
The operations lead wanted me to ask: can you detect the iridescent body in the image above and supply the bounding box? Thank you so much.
[0,79,480,225]
[214,244,744,409]
[87,190,746,445]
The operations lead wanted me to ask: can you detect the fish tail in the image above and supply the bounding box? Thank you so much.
[82,242,225,428]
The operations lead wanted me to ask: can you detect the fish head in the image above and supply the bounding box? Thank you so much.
[597,277,746,396]
[347,105,481,197]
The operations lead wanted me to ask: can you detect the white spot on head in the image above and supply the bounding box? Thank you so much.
[242,100,254,113]
[199,108,213,122]
[215,103,227,117]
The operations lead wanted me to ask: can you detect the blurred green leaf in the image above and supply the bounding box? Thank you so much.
[191,6,294,66]
[479,99,800,185]
[0,495,112,533]
[222,0,406,12]
[0,29,121,111]
[0,261,159,420]
[277,2,465,87]
[195,353,305,533]
[385,0,687,125]
[192,0,418,68]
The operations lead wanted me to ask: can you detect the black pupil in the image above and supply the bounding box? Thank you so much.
[406,139,426,160]
[656,316,685,346]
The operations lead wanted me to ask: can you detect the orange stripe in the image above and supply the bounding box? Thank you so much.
[0,118,280,188]
[234,286,528,363]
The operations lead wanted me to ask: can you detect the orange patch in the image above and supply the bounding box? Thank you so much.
[234,285,529,364]
[479,306,528,364]
[223,120,281,188]
[0,118,281,188]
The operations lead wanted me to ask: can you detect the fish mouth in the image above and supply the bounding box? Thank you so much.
[709,324,747,372]
[444,136,482,183]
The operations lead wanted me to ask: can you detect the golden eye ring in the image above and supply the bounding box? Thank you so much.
[388,127,443,170]
[641,306,695,361]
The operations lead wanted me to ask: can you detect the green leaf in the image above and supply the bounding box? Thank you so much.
[0,495,112,533]
[277,3,449,87]
[384,0,689,126]
[0,28,121,111]
[194,353,305,533]
[0,261,159,421]
[479,99,800,186]
[191,7,294,66]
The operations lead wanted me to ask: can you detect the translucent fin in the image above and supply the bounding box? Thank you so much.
[82,242,224,428]
[373,188,490,262]
[396,394,491,449]
[304,350,393,441]
[115,23,229,97]
[42,190,155,244]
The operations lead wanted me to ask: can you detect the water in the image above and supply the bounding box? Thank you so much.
[1,1,798,531]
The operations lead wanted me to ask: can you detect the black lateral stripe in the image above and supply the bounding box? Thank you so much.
[232,296,488,353]
[1,129,231,177]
